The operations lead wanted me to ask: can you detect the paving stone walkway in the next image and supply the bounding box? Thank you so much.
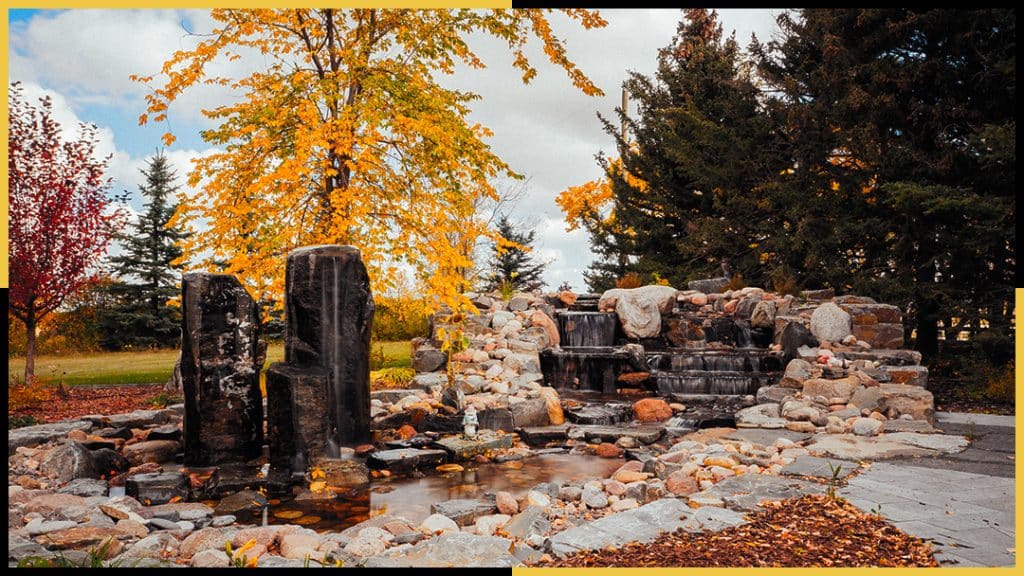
[839,462,1015,567]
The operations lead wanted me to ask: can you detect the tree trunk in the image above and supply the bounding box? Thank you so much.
[24,312,36,383]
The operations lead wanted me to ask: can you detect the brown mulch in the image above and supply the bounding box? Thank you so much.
[536,495,939,568]
[10,384,167,423]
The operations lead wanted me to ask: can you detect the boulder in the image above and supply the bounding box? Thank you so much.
[750,300,776,329]
[413,347,447,373]
[633,398,673,423]
[849,384,934,422]
[40,442,98,482]
[809,303,852,343]
[122,440,181,467]
[528,310,560,348]
[599,285,678,339]
[851,417,882,437]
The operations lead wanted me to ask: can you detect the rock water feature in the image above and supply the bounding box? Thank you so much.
[8,255,966,568]
[266,246,374,481]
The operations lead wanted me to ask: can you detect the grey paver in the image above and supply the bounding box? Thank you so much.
[934,412,1015,428]
[780,455,859,480]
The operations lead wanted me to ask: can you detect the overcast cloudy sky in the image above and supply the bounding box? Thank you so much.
[9,9,781,291]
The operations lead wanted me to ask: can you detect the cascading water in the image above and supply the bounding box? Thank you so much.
[557,311,618,347]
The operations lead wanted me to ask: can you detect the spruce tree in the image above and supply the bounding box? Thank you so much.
[753,9,1016,357]
[487,215,548,293]
[582,9,785,290]
[100,152,189,349]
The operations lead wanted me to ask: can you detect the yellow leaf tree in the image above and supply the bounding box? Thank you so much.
[133,8,605,314]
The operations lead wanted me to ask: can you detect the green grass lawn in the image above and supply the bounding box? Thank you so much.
[8,340,412,387]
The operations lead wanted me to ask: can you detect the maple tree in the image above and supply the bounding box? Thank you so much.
[134,8,605,314]
[8,82,126,382]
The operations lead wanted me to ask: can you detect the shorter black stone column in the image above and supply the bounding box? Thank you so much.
[180,273,263,466]
[265,364,329,475]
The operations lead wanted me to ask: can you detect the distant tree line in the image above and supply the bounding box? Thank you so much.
[559,8,1015,360]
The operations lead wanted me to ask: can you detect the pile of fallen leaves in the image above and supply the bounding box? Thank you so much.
[9,384,167,423]
[538,495,939,568]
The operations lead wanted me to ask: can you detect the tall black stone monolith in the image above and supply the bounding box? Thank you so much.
[180,273,263,466]
[267,245,374,475]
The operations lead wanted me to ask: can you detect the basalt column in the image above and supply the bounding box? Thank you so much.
[181,273,263,466]
[267,245,374,476]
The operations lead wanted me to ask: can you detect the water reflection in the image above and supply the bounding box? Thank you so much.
[243,453,622,532]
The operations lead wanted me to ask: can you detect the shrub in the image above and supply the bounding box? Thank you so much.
[372,367,416,390]
[985,360,1015,404]
[9,414,43,429]
[372,296,430,341]
[725,273,746,291]
[8,375,52,411]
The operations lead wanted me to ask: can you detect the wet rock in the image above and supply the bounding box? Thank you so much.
[494,491,519,516]
[125,472,188,505]
[779,321,817,359]
[179,273,263,467]
[40,442,98,482]
[215,489,268,516]
[431,430,512,461]
[122,440,181,467]
[632,398,673,423]
[146,425,182,442]
[580,425,664,445]
[365,532,517,568]
[430,499,496,526]
[367,448,447,474]
[565,403,633,426]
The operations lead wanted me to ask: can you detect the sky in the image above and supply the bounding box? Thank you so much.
[8,8,782,292]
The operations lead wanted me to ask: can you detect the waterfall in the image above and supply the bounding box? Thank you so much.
[557,311,618,347]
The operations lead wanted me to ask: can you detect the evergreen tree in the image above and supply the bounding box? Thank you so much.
[486,215,548,293]
[100,152,189,349]
[753,9,1016,357]
[582,9,785,290]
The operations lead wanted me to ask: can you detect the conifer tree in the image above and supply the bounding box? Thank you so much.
[101,152,189,349]
[487,215,548,293]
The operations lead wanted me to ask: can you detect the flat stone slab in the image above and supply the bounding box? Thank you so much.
[935,412,1015,429]
[806,434,934,460]
[366,448,447,474]
[781,455,859,480]
[8,420,92,454]
[431,430,512,461]
[882,419,938,434]
[516,425,570,446]
[430,498,497,526]
[678,506,748,533]
[565,404,634,425]
[549,498,698,557]
[370,389,421,404]
[82,409,174,429]
[724,428,813,446]
[578,425,665,445]
[698,473,824,512]
[364,532,518,567]
[882,432,969,454]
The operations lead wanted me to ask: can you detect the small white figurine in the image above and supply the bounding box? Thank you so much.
[463,405,478,437]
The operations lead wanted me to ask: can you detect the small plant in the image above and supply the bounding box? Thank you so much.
[826,461,845,502]
[870,503,884,516]
[557,281,573,292]
[8,414,43,429]
[225,539,259,568]
[18,538,128,568]
[372,367,416,390]
[615,272,643,289]
[369,345,389,371]
[8,374,52,411]
[963,419,979,442]
[497,279,517,300]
